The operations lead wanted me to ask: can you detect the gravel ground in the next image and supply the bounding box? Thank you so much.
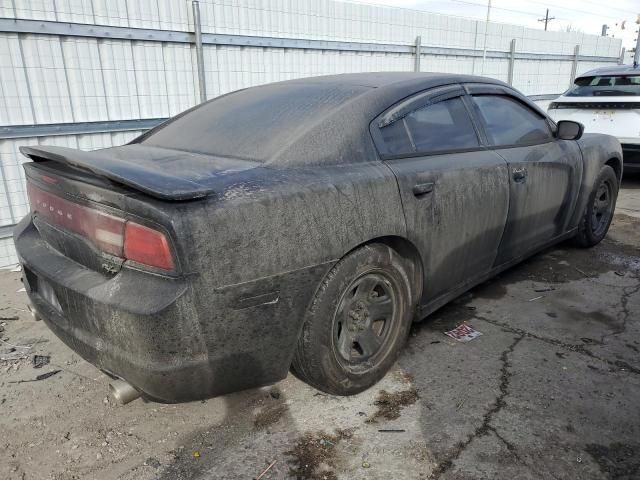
[1,176,639,480]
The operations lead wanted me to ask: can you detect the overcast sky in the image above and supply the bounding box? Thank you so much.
[351,0,638,50]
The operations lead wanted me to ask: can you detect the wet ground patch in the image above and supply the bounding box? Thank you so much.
[286,429,353,480]
[366,387,419,423]
[254,402,288,430]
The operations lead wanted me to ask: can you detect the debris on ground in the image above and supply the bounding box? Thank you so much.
[35,369,61,381]
[0,315,19,321]
[254,403,288,430]
[367,388,419,423]
[573,266,591,278]
[9,369,61,383]
[444,323,483,342]
[0,338,33,361]
[286,429,352,480]
[528,295,544,302]
[378,429,405,433]
[269,388,281,399]
[255,459,277,480]
[534,286,556,293]
[32,355,50,369]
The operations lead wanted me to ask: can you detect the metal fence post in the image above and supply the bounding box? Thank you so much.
[569,44,580,87]
[192,1,207,103]
[414,36,421,72]
[507,38,516,85]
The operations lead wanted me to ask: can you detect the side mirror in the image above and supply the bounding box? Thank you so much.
[556,120,584,140]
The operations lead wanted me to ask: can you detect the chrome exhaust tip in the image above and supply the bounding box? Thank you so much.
[109,379,142,405]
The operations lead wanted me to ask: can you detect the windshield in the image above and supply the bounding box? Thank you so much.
[566,75,640,97]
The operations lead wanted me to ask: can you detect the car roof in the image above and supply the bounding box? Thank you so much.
[279,72,502,88]
[576,64,640,78]
[138,72,511,167]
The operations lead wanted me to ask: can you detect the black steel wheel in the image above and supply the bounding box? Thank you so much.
[292,243,414,395]
[590,179,614,237]
[575,164,618,247]
[332,271,400,373]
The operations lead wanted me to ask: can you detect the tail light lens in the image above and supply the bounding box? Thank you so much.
[124,222,174,270]
[27,181,174,271]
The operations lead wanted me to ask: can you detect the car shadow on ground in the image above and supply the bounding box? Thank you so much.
[396,228,640,479]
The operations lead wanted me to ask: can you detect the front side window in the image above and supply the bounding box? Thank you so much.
[566,75,640,97]
[473,95,552,146]
[379,97,479,156]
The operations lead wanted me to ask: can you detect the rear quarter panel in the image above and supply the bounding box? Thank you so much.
[162,161,407,393]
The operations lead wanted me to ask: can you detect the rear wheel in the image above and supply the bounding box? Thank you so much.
[574,165,618,247]
[292,243,414,395]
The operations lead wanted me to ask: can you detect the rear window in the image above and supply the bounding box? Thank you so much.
[137,83,368,162]
[566,75,640,97]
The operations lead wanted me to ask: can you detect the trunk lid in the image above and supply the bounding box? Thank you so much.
[20,144,261,201]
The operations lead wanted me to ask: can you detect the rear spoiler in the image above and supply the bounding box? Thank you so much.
[20,145,215,201]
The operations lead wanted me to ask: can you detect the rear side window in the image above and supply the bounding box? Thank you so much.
[473,95,552,146]
[379,97,479,156]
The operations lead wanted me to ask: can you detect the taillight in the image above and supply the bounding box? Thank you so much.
[124,222,174,270]
[27,181,175,271]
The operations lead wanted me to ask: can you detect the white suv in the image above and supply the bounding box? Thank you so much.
[548,65,639,173]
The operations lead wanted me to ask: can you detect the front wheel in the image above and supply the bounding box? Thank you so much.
[292,243,414,396]
[574,164,618,248]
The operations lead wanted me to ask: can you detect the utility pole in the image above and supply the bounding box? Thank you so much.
[538,9,555,31]
[480,0,491,74]
[635,14,640,68]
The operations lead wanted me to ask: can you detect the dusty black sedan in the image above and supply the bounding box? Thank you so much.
[15,73,622,404]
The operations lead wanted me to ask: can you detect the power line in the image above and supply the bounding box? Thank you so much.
[495,0,637,22]
[350,0,631,31]
[572,0,638,17]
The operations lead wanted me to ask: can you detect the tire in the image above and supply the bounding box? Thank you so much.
[292,243,414,396]
[574,165,618,248]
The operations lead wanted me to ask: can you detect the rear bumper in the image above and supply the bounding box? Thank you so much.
[14,217,208,402]
[14,216,326,403]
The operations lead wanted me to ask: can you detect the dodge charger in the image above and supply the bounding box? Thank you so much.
[14,73,622,404]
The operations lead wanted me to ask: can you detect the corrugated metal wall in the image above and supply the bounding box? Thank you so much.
[0,0,623,266]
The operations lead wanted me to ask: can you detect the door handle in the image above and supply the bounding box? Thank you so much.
[412,182,434,197]
[512,167,527,183]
